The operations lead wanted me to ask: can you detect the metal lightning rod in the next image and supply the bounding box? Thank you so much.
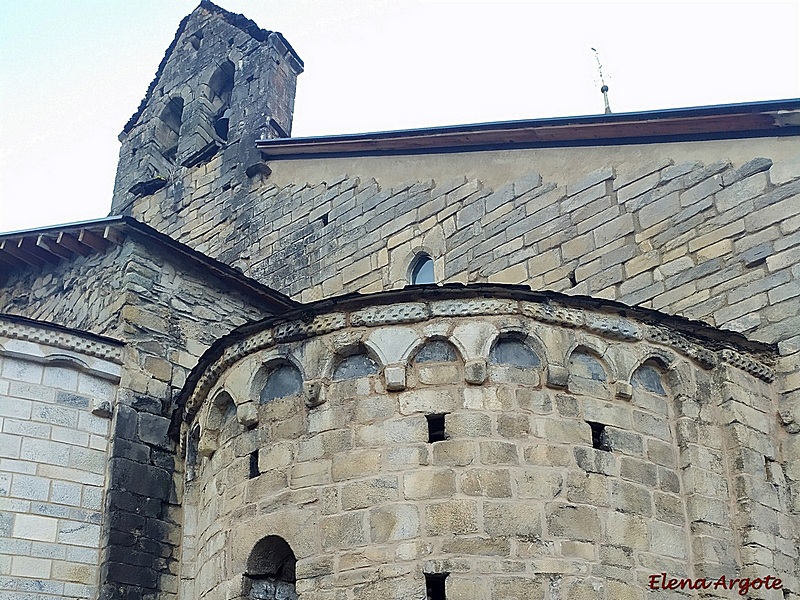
[591,47,612,114]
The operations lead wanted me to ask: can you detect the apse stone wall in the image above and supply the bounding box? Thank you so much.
[0,316,122,600]
[178,291,795,600]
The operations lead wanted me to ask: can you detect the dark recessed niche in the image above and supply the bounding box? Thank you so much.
[568,270,577,287]
[249,450,260,479]
[425,573,448,600]
[587,421,611,452]
[213,116,230,141]
[426,414,448,443]
[765,456,781,483]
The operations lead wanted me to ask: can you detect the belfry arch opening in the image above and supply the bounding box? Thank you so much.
[208,60,235,141]
[157,97,185,162]
[243,535,297,600]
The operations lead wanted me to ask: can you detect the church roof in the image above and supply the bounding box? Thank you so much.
[256,98,800,159]
[0,216,299,313]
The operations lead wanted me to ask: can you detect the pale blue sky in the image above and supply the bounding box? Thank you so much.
[1,1,798,232]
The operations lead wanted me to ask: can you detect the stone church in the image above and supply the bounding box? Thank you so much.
[1,2,799,599]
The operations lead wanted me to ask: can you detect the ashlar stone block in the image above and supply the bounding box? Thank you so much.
[649,521,687,559]
[331,449,382,482]
[479,440,519,465]
[398,389,457,415]
[565,471,608,505]
[460,468,512,498]
[431,440,477,467]
[403,468,456,500]
[425,499,479,536]
[446,412,492,437]
[291,460,330,488]
[604,511,649,550]
[340,476,399,510]
[320,512,366,550]
[14,513,58,542]
[491,575,546,600]
[610,480,653,516]
[483,502,542,539]
[545,504,600,541]
[369,504,419,543]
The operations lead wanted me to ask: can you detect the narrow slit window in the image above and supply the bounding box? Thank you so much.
[425,573,448,600]
[426,414,447,443]
[587,421,611,452]
[249,450,260,479]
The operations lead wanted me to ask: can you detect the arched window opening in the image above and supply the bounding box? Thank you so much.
[209,61,235,105]
[213,108,231,141]
[157,97,184,162]
[207,391,236,430]
[568,349,609,398]
[243,536,297,600]
[260,364,303,404]
[569,351,607,382]
[332,352,379,381]
[207,391,239,445]
[489,337,540,367]
[410,253,435,285]
[208,61,235,142]
[414,340,457,363]
[413,339,461,386]
[631,362,667,396]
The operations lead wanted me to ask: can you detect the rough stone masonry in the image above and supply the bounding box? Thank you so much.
[1,1,798,599]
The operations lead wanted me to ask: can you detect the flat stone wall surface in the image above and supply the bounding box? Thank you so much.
[178,294,795,600]
[124,139,799,349]
[0,245,131,338]
[0,316,122,600]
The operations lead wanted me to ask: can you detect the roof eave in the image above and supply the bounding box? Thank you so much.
[256,99,800,159]
[0,216,299,313]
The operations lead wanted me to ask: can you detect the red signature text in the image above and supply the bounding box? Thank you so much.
[648,573,782,596]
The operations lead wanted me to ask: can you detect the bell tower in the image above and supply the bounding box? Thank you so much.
[110,1,303,216]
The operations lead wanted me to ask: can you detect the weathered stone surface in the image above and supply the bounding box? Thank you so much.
[4,1,799,596]
[425,499,479,536]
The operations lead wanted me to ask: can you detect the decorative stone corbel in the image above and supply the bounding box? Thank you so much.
[464,359,487,385]
[546,364,569,389]
[304,380,325,407]
[616,381,633,400]
[779,409,800,434]
[198,431,218,458]
[237,401,258,427]
[384,364,406,392]
[91,398,113,418]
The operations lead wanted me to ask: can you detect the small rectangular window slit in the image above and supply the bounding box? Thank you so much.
[426,414,448,443]
[587,421,611,452]
[425,573,448,600]
[249,450,260,479]
[765,456,781,484]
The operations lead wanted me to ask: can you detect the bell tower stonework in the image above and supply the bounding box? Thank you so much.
[110,1,303,217]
